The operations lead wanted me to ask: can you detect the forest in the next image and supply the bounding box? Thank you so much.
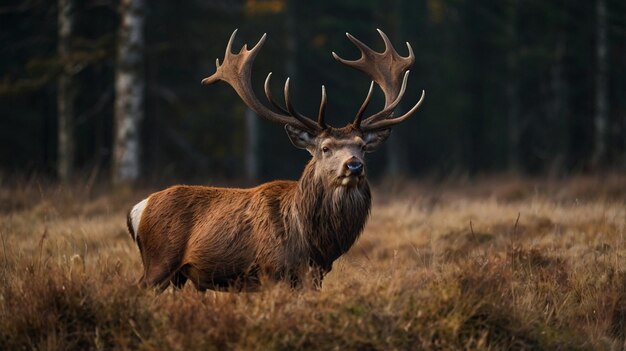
[1,0,625,183]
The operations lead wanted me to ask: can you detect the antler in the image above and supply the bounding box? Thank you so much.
[332,29,425,131]
[202,30,325,133]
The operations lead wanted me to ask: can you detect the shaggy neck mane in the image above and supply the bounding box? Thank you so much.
[290,159,372,271]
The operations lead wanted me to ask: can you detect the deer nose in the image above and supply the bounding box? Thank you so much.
[346,160,364,175]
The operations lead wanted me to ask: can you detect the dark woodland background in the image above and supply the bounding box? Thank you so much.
[1,0,625,184]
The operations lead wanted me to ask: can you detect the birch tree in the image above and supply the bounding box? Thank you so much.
[57,0,74,181]
[113,0,145,183]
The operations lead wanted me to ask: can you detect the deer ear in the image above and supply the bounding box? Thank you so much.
[363,129,391,153]
[285,125,316,152]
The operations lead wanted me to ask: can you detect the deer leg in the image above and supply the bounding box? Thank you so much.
[311,266,325,290]
[309,263,331,290]
[141,259,181,292]
[170,270,188,289]
[289,274,302,289]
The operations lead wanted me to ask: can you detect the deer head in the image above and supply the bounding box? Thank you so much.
[202,29,425,188]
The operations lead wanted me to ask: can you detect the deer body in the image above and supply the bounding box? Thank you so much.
[130,157,371,290]
[128,29,424,291]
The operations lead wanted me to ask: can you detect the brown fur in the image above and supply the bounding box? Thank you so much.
[130,141,372,291]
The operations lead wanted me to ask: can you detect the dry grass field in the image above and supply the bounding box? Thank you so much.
[0,175,625,350]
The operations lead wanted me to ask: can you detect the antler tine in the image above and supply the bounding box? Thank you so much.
[345,33,376,61]
[376,28,396,55]
[284,78,321,131]
[224,28,237,56]
[361,70,410,125]
[361,90,425,131]
[353,81,374,127]
[406,42,415,62]
[330,32,375,69]
[318,85,327,129]
[202,30,321,133]
[264,72,290,114]
[347,32,372,53]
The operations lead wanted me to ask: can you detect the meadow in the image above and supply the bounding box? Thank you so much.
[0,175,625,350]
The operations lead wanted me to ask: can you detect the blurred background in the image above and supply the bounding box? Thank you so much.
[1,0,625,185]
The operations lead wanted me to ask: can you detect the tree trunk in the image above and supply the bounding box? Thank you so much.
[549,33,568,172]
[464,1,487,174]
[285,0,297,83]
[505,0,521,172]
[593,0,608,167]
[113,0,145,183]
[244,108,259,182]
[57,0,74,181]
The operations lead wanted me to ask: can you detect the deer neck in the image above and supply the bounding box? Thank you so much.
[291,159,372,270]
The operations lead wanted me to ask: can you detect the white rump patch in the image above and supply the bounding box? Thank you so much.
[130,198,148,241]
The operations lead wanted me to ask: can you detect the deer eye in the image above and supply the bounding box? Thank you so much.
[322,146,330,153]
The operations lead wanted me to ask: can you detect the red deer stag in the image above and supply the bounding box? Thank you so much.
[127,29,425,291]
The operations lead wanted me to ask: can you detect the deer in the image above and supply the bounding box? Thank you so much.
[126,29,425,292]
